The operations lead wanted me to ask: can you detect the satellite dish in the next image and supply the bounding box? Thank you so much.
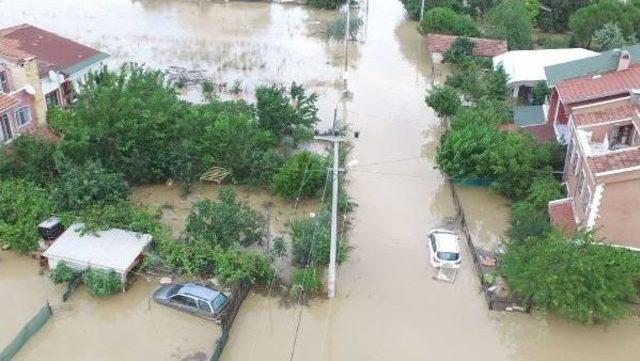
[23,84,35,95]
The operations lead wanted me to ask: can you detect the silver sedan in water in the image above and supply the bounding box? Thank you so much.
[153,283,230,323]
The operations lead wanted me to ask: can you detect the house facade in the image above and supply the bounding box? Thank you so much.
[0,24,109,126]
[549,95,640,249]
[0,64,38,145]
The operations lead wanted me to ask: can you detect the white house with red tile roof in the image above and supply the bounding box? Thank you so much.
[0,24,109,125]
[550,95,640,249]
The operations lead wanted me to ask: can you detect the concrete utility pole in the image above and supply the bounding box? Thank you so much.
[343,1,350,90]
[420,0,425,21]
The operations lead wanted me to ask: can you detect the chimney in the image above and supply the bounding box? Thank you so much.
[617,50,631,71]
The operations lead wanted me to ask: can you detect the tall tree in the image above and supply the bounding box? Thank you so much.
[486,0,534,50]
[569,0,640,48]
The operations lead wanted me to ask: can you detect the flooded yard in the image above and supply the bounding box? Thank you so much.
[2,0,640,361]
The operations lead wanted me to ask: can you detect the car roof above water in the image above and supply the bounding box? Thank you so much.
[432,231,459,253]
[178,283,221,301]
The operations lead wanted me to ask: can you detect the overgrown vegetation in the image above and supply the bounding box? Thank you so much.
[82,269,123,297]
[271,151,330,199]
[51,262,78,284]
[418,7,479,36]
[290,210,348,268]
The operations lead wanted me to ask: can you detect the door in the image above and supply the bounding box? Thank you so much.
[0,113,12,142]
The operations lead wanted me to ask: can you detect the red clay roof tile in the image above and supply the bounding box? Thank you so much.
[556,65,640,104]
[520,123,556,143]
[588,147,640,173]
[572,104,638,127]
[0,92,20,112]
[426,33,508,58]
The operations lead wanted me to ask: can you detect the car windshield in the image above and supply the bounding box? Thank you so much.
[437,252,459,261]
[211,293,228,311]
[167,285,183,297]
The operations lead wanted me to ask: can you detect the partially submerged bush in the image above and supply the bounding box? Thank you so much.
[82,269,123,297]
[418,7,479,36]
[289,267,323,298]
[290,210,347,267]
[271,151,329,199]
[51,262,78,284]
[54,161,129,211]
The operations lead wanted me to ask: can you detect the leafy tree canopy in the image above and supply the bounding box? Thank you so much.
[271,151,329,199]
[418,7,479,36]
[425,85,462,118]
[486,0,534,50]
[569,0,640,48]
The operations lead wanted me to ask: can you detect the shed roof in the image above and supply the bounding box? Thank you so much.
[494,49,597,85]
[43,224,152,274]
[545,44,640,86]
[548,199,577,235]
[555,65,640,104]
[426,33,508,58]
[514,105,545,127]
[0,24,109,78]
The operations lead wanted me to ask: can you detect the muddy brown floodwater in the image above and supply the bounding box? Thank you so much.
[2,0,640,360]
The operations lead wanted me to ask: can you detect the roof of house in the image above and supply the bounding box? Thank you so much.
[514,105,545,127]
[588,147,640,174]
[0,24,109,78]
[42,223,152,274]
[548,199,577,235]
[494,48,598,85]
[555,65,640,104]
[426,33,508,58]
[545,44,640,86]
[0,92,20,112]
[572,103,637,127]
[521,123,556,143]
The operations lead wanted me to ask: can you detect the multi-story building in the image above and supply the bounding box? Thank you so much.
[549,94,640,249]
[0,23,109,131]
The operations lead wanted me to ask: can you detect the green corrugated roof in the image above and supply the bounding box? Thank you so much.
[61,51,109,76]
[514,105,545,127]
[545,44,640,86]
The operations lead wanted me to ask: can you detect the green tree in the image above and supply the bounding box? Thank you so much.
[425,85,462,118]
[184,187,264,249]
[569,0,640,48]
[0,134,58,185]
[591,22,627,51]
[401,0,467,21]
[486,0,534,49]
[501,231,640,324]
[54,162,129,211]
[418,7,479,36]
[0,179,56,252]
[536,0,593,32]
[442,36,475,64]
[526,175,561,209]
[271,151,329,199]
[486,65,510,101]
[256,83,319,142]
[505,201,553,241]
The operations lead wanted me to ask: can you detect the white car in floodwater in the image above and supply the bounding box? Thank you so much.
[427,229,461,269]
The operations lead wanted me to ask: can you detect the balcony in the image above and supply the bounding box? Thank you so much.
[577,123,639,157]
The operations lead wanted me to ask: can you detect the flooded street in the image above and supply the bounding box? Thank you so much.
[2,0,640,360]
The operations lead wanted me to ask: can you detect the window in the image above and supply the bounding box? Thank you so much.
[197,300,212,313]
[576,170,585,197]
[429,235,437,252]
[582,186,592,214]
[171,295,197,308]
[45,91,59,108]
[0,70,9,93]
[610,124,635,149]
[14,107,31,127]
[211,294,229,311]
[0,113,12,142]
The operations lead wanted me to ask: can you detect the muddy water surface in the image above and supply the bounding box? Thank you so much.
[2,0,640,361]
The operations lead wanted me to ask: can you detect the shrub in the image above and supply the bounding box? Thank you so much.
[418,7,479,36]
[401,0,467,20]
[305,0,346,9]
[506,201,553,241]
[532,81,550,105]
[425,85,462,118]
[82,269,123,297]
[290,267,323,296]
[51,262,78,284]
[271,151,329,199]
[290,210,348,267]
[184,187,264,249]
[54,162,129,211]
[256,83,319,142]
[486,65,510,101]
[501,231,640,324]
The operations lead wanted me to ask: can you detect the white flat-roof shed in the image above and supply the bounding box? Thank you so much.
[43,223,152,283]
[493,48,598,98]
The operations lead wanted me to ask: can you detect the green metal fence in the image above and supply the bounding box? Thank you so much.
[0,302,52,361]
